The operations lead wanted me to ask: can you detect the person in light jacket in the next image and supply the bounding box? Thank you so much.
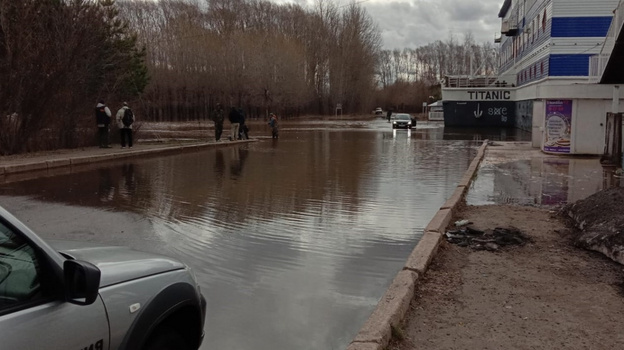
[228,107,241,141]
[115,102,135,148]
[95,100,112,148]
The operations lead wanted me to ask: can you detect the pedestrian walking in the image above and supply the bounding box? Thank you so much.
[228,107,240,141]
[95,100,112,148]
[211,103,225,141]
[116,102,134,148]
[268,113,279,139]
[386,108,393,123]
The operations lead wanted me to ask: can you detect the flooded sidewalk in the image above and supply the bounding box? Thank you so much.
[465,141,620,207]
[0,138,255,182]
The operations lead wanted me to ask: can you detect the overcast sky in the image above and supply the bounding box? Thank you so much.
[270,0,503,50]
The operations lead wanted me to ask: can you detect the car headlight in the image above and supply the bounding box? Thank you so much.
[393,121,397,124]
[407,121,412,125]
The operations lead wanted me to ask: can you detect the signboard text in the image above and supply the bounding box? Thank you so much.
[468,90,511,100]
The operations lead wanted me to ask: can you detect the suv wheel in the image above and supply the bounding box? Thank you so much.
[144,326,189,350]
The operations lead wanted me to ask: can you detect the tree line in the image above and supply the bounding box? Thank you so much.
[0,0,146,155]
[0,0,497,155]
[118,0,382,122]
[376,34,499,113]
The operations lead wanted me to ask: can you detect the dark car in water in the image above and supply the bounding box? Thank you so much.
[391,113,414,129]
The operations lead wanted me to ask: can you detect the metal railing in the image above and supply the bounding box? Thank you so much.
[444,75,501,88]
[589,0,624,82]
[428,111,444,121]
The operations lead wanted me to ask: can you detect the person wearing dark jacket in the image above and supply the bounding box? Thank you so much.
[268,113,279,139]
[228,107,240,141]
[95,100,112,148]
[211,103,225,141]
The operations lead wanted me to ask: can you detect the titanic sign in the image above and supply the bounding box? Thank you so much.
[467,90,511,100]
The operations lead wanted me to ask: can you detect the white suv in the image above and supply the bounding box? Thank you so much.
[0,206,206,350]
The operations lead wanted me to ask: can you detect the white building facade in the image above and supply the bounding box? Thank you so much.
[442,0,624,155]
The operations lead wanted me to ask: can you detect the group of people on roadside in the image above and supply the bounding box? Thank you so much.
[95,100,279,149]
[228,107,249,141]
[95,100,135,149]
[209,104,249,142]
[210,104,278,141]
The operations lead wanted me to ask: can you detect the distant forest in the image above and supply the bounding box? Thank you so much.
[0,0,497,154]
[120,0,498,119]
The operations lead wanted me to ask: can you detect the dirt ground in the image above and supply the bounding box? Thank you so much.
[392,204,624,350]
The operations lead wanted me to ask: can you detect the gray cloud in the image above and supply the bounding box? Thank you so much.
[363,0,502,49]
[271,0,503,50]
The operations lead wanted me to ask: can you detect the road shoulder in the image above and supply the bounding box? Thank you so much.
[393,203,624,349]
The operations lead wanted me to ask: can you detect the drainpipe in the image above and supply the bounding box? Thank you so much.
[612,85,619,113]
[615,86,624,169]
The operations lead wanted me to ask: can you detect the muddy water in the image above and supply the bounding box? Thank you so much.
[465,144,612,207]
[0,121,527,350]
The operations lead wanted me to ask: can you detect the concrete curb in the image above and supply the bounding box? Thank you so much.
[350,270,418,348]
[403,231,443,275]
[3,162,48,174]
[347,139,489,350]
[0,139,256,177]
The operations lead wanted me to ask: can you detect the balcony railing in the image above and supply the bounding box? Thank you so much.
[589,0,624,82]
[444,75,502,88]
[501,13,519,36]
[428,111,444,121]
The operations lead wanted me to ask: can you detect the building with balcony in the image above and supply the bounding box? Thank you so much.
[442,0,624,158]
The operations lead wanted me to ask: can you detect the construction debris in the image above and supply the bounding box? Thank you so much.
[445,226,533,251]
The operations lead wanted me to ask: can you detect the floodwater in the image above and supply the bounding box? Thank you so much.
[0,120,529,350]
[465,142,615,207]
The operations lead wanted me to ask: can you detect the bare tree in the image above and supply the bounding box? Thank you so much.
[0,0,147,155]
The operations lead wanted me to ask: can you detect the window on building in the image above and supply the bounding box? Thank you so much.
[523,32,526,50]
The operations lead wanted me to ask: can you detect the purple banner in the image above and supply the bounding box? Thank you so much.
[544,100,572,153]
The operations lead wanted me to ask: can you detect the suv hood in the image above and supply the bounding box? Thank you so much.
[49,240,186,287]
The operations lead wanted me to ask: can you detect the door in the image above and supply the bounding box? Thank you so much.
[0,220,110,350]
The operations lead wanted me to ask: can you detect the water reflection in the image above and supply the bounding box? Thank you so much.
[466,156,610,207]
[230,147,249,177]
[392,128,412,139]
[0,124,521,350]
[443,127,529,141]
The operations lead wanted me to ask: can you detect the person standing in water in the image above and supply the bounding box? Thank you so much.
[268,113,279,139]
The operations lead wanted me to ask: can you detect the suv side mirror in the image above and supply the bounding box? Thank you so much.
[64,260,101,305]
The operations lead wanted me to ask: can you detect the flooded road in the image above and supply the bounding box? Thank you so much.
[0,120,526,349]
